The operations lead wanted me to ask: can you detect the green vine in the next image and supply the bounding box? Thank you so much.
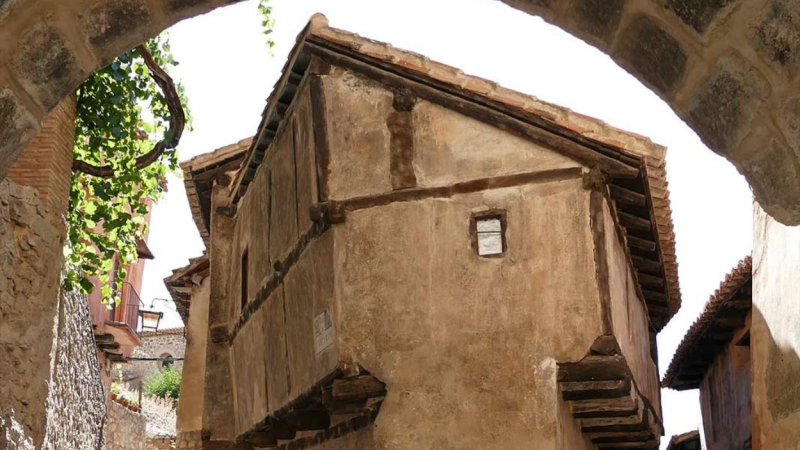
[258,0,277,53]
[65,34,191,303]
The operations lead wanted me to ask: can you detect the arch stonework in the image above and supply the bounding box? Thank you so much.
[0,0,799,223]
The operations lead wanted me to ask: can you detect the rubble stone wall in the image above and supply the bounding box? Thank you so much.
[105,401,147,450]
[125,330,186,388]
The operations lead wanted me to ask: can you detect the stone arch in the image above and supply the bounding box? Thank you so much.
[1,0,799,223]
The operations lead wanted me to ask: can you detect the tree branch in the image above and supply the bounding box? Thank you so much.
[72,44,186,177]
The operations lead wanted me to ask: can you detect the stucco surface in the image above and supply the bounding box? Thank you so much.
[412,101,581,187]
[333,180,601,449]
[753,203,800,449]
[176,278,209,435]
[602,200,661,416]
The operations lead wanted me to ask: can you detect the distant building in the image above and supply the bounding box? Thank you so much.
[664,257,752,450]
[171,15,682,450]
[124,327,187,389]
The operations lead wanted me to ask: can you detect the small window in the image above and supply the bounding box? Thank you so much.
[241,249,249,310]
[472,212,506,257]
[161,354,174,370]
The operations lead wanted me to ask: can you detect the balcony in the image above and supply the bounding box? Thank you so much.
[104,282,142,348]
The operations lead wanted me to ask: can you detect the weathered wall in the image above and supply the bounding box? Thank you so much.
[0,178,63,449]
[175,278,209,448]
[753,203,800,450]
[106,400,147,450]
[332,180,600,449]
[601,199,661,417]
[698,319,751,450]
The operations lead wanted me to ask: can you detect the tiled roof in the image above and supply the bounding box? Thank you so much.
[139,327,185,337]
[663,256,752,390]
[163,253,209,324]
[218,13,681,328]
[181,137,252,246]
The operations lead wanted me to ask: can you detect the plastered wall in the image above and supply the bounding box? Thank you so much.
[753,203,800,449]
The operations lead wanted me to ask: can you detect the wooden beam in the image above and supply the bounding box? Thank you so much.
[286,410,330,431]
[248,431,277,447]
[636,272,664,289]
[627,236,657,252]
[609,184,646,207]
[571,397,638,419]
[642,289,668,304]
[618,212,652,231]
[561,379,631,401]
[331,376,386,401]
[631,255,661,273]
[558,355,629,382]
[94,334,115,345]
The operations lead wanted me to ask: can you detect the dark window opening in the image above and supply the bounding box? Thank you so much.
[472,211,507,257]
[241,249,249,311]
[161,354,174,370]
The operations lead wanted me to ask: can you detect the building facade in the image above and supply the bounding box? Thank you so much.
[124,327,187,389]
[664,257,752,450]
[174,15,681,450]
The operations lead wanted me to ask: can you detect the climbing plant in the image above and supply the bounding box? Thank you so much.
[65,34,190,304]
[258,0,277,52]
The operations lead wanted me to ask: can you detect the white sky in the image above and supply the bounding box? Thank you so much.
[138,1,754,447]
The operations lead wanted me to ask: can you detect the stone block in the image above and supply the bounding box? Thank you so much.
[739,138,800,226]
[15,23,85,110]
[753,0,800,70]
[686,54,767,153]
[780,96,800,154]
[614,14,688,96]
[0,89,39,180]
[665,0,736,34]
[571,0,626,46]
[82,0,151,64]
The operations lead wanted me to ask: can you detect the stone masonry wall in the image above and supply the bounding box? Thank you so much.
[106,401,147,450]
[41,290,107,450]
[0,179,65,449]
[124,329,186,388]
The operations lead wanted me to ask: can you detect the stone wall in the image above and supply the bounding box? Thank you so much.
[0,179,65,449]
[106,401,147,450]
[124,329,186,388]
[41,290,107,450]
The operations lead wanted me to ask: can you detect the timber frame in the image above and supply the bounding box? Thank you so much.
[222,15,681,331]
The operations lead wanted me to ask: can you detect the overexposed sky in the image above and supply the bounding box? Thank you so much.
[138,1,753,446]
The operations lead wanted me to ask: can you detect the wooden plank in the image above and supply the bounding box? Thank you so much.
[331,376,386,401]
[609,184,646,207]
[248,431,277,447]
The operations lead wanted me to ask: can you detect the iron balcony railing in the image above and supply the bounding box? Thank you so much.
[109,282,141,332]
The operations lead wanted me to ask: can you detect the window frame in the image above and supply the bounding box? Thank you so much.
[470,210,508,258]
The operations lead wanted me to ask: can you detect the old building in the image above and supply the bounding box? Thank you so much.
[171,15,682,450]
[124,327,187,389]
[663,257,752,450]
